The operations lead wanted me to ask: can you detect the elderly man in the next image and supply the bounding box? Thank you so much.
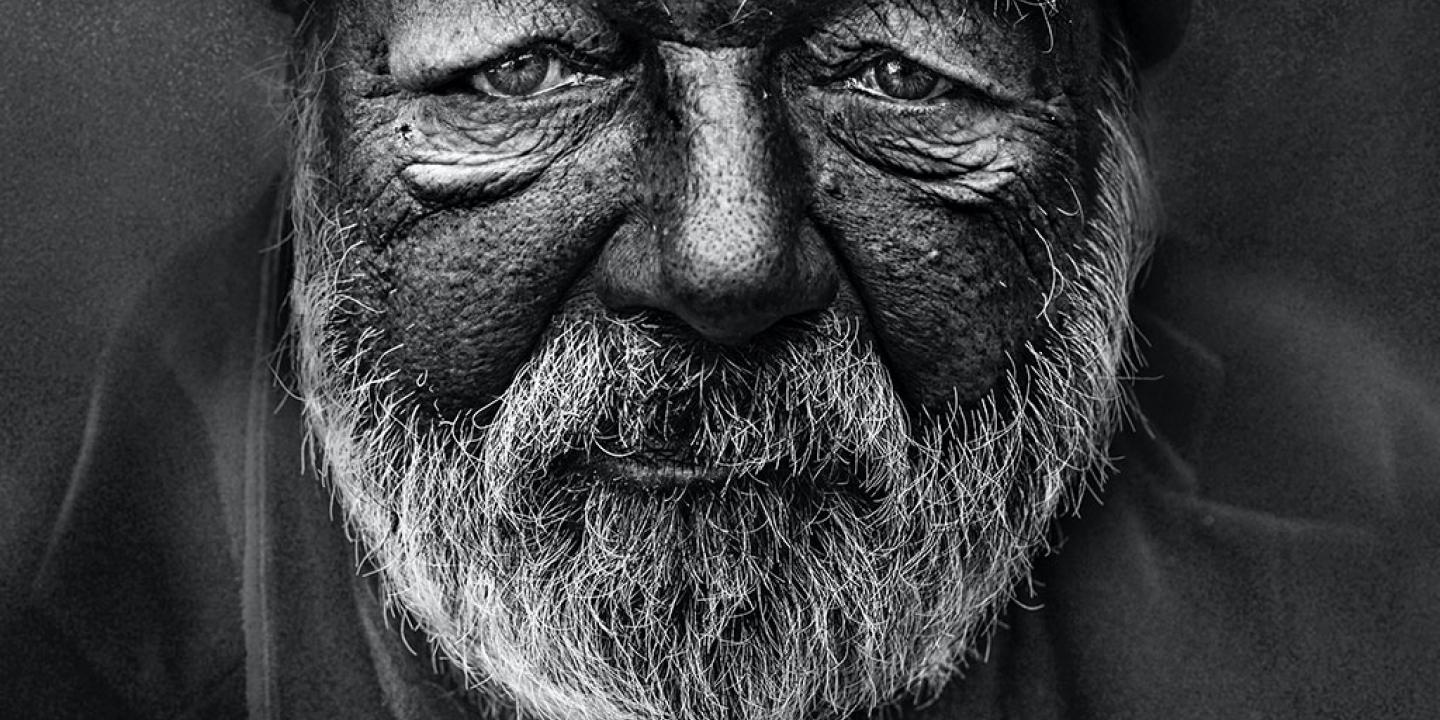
[11,1,1440,718]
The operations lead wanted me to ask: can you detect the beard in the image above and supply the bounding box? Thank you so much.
[288,62,1153,720]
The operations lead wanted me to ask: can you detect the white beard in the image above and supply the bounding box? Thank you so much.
[288,65,1153,720]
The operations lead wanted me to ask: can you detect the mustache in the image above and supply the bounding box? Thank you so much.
[307,301,958,538]
[478,308,912,489]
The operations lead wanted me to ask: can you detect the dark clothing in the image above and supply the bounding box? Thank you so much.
[8,217,1440,719]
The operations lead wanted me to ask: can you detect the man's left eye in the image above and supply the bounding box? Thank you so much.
[468,50,596,98]
[850,54,954,102]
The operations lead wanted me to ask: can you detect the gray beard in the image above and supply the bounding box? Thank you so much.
[288,65,1153,720]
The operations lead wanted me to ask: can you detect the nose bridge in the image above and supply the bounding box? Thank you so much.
[595,43,836,345]
[670,46,795,220]
[655,45,820,340]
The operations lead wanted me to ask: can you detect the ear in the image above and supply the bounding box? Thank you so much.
[1119,0,1193,66]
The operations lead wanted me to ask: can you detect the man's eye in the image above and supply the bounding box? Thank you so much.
[851,54,954,102]
[468,50,594,98]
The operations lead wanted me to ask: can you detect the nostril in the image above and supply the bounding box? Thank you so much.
[676,271,839,345]
[605,306,838,353]
[680,311,785,347]
[600,306,751,348]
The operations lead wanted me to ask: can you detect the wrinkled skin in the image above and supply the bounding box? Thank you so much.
[306,0,1108,419]
[291,3,1141,719]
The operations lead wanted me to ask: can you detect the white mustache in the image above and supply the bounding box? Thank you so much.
[471,309,913,500]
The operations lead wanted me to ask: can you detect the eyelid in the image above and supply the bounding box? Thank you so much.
[467,51,604,98]
[500,41,621,72]
[884,48,1024,106]
[822,47,1018,108]
[847,61,955,103]
[390,14,624,91]
[402,42,568,91]
[404,43,623,99]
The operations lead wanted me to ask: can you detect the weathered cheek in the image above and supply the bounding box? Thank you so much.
[313,31,649,413]
[350,172,624,413]
[877,247,1040,409]
[804,131,1084,411]
[799,92,1084,411]
[814,170,1047,410]
[381,218,579,410]
[325,122,642,415]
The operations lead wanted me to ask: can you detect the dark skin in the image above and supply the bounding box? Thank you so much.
[311,0,1108,419]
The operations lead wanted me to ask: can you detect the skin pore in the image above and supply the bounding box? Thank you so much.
[289,2,1154,720]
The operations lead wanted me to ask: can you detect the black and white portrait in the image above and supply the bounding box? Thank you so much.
[2,2,1438,718]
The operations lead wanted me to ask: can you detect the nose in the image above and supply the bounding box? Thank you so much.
[596,46,837,346]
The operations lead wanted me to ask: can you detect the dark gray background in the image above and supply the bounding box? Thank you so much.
[2,0,1437,608]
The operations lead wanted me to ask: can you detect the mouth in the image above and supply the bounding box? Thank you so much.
[566,453,734,491]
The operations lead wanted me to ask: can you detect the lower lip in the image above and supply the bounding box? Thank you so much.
[571,456,731,491]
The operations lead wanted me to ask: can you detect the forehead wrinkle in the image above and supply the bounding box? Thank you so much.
[878,0,1068,33]
[378,0,1067,55]
[803,0,1063,51]
[592,0,867,46]
[834,0,1087,73]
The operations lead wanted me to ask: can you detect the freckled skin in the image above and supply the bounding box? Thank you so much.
[309,0,1110,415]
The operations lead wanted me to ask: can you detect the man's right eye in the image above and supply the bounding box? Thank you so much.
[467,50,601,98]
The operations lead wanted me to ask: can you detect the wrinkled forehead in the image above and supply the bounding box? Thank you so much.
[321,0,1107,67]
[389,0,1079,44]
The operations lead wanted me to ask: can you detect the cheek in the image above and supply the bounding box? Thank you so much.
[332,143,636,414]
[316,28,652,414]
[809,149,1082,411]
[788,58,1088,412]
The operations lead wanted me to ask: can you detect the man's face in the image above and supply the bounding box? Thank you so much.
[290,1,1151,719]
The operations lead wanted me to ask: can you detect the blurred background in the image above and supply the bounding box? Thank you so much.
[1,0,1437,606]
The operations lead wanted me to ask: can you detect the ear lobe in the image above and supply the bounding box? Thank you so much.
[1119,0,1193,67]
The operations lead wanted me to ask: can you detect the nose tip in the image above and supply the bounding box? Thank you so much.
[595,46,837,346]
[598,220,839,345]
[656,228,840,345]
